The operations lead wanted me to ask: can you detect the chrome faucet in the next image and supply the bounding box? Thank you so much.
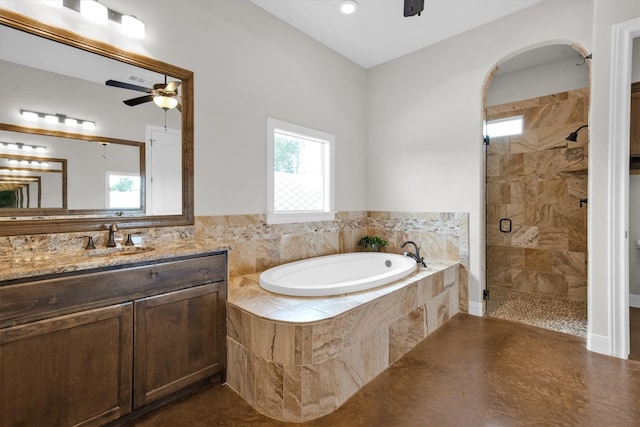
[401,241,427,267]
[107,223,118,247]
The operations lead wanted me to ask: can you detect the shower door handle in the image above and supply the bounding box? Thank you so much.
[499,218,512,233]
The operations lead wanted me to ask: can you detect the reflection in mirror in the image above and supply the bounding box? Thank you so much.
[0,124,143,213]
[0,8,194,236]
[0,154,65,209]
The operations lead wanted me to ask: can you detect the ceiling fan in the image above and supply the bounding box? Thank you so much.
[105,77,182,111]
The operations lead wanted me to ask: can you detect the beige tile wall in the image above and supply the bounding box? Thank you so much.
[486,88,588,301]
[0,210,469,307]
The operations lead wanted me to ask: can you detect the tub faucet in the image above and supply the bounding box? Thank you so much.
[401,241,427,267]
[107,223,118,247]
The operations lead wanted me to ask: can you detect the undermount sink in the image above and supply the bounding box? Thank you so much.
[84,246,155,257]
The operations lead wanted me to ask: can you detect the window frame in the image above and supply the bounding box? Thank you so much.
[266,117,335,225]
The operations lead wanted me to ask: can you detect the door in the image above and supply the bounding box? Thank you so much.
[146,125,182,215]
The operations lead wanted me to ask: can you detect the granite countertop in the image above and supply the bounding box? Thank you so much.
[0,241,230,283]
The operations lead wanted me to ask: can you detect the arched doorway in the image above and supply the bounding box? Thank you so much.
[483,44,591,337]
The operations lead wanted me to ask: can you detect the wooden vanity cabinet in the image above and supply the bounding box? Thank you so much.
[134,281,225,408]
[0,303,133,427]
[0,251,227,427]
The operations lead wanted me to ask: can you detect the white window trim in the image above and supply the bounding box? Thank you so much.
[266,117,335,225]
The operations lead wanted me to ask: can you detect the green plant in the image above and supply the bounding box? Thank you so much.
[358,235,389,251]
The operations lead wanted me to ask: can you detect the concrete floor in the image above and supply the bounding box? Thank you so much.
[124,313,640,426]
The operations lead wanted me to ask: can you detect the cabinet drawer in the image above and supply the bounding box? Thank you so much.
[0,252,227,328]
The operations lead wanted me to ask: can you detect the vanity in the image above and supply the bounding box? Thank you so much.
[0,248,228,427]
[0,7,227,426]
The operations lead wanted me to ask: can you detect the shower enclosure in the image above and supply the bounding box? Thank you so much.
[484,87,589,337]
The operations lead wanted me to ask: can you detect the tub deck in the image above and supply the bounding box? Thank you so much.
[226,261,460,423]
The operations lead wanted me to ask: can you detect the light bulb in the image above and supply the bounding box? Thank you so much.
[81,0,108,24]
[338,1,359,14]
[122,15,146,39]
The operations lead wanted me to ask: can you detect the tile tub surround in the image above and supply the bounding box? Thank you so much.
[226,262,459,422]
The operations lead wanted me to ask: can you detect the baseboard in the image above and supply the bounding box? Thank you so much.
[630,294,640,308]
[587,332,610,356]
[467,300,484,317]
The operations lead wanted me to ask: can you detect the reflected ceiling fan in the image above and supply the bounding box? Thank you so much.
[105,76,182,111]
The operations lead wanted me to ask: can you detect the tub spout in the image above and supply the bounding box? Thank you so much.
[401,241,427,268]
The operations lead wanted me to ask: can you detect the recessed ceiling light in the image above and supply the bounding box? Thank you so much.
[338,0,359,15]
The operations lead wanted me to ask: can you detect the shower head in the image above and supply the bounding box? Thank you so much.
[566,124,588,142]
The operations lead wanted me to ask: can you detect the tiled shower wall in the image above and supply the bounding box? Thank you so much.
[0,211,469,310]
[486,87,589,302]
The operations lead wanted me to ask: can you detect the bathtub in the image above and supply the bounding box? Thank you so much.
[259,252,418,296]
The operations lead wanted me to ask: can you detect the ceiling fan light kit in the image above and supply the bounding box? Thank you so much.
[153,96,179,110]
[106,78,182,111]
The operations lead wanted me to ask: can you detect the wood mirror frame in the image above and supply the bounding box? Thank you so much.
[0,9,194,236]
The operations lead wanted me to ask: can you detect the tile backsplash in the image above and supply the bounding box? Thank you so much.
[0,210,469,310]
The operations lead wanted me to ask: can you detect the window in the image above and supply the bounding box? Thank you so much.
[106,172,141,209]
[486,116,523,138]
[267,117,335,224]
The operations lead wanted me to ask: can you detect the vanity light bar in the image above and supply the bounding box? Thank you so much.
[59,0,146,39]
[1,142,47,153]
[20,110,96,130]
[7,159,50,167]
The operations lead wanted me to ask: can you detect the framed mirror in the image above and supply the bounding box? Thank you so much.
[0,8,193,236]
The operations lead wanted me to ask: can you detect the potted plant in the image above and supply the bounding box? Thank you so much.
[358,235,389,252]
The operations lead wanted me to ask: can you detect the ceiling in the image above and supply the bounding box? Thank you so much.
[249,0,544,69]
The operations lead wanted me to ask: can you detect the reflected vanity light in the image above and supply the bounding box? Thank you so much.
[7,159,50,167]
[20,109,95,130]
[1,142,47,153]
[57,0,146,39]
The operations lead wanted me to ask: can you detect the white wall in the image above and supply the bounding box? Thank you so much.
[487,55,590,107]
[0,0,369,216]
[367,0,594,317]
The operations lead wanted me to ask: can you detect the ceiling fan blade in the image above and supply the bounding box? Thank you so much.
[164,81,181,92]
[123,95,154,106]
[106,79,151,93]
[176,102,182,113]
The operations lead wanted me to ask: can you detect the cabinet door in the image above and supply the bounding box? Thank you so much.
[0,303,133,427]
[630,92,640,156]
[134,282,226,408]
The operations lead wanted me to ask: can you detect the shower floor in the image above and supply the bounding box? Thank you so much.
[487,288,587,338]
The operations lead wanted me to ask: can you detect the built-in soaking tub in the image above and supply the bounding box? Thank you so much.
[259,252,418,296]
[227,255,461,423]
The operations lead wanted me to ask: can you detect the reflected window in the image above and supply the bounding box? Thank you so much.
[106,172,141,209]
